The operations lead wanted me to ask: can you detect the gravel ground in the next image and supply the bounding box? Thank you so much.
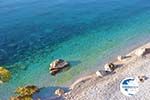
[64,43,150,100]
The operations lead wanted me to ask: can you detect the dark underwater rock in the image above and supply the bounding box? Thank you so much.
[0,67,11,83]
[10,95,32,100]
[15,85,39,96]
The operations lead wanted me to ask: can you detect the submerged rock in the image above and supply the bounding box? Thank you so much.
[0,67,11,83]
[104,63,115,72]
[49,59,70,75]
[10,95,32,100]
[55,88,65,96]
[15,85,39,96]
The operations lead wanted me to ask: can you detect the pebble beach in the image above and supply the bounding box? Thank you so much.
[64,42,150,100]
[0,0,150,99]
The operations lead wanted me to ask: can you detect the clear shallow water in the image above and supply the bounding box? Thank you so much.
[0,0,150,99]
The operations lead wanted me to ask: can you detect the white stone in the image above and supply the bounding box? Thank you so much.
[137,75,146,83]
[135,48,146,57]
[104,64,113,72]
[55,88,65,96]
[117,56,124,61]
[96,71,103,77]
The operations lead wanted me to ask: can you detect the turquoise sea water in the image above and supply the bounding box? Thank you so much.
[0,0,150,99]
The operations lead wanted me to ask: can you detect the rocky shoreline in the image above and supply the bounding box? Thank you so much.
[2,42,150,100]
[63,42,150,100]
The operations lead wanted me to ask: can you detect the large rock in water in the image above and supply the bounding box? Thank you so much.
[49,59,70,75]
[0,67,11,83]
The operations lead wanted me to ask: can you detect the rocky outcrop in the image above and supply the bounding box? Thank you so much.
[49,59,70,75]
[55,88,65,96]
[0,67,11,83]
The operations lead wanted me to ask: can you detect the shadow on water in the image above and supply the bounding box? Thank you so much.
[69,60,81,67]
[33,86,70,100]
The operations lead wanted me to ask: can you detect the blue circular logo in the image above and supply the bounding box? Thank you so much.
[120,77,139,96]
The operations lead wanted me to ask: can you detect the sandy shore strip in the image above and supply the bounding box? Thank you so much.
[63,42,150,100]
